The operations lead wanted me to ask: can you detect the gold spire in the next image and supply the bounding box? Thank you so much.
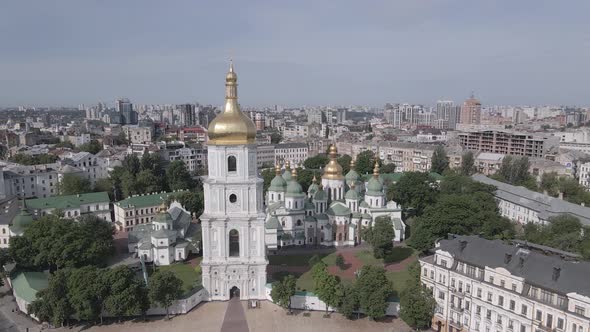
[323,144,344,180]
[373,161,380,178]
[351,182,356,189]
[158,202,168,213]
[275,164,282,176]
[312,174,317,183]
[207,60,256,145]
[285,160,291,170]
[350,158,356,170]
[291,168,298,179]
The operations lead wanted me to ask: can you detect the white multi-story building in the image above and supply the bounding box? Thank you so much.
[123,126,152,144]
[113,191,187,232]
[165,146,207,173]
[200,62,267,301]
[578,162,590,190]
[420,235,590,332]
[256,144,275,168]
[274,142,308,167]
[473,174,590,226]
[62,151,109,186]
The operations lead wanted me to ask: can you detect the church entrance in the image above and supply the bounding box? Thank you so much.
[230,286,240,299]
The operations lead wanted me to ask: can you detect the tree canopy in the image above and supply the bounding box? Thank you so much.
[355,151,382,175]
[148,270,183,319]
[362,216,395,258]
[58,174,92,195]
[78,140,103,154]
[167,160,195,191]
[9,214,115,271]
[460,151,475,176]
[430,145,449,174]
[399,262,436,329]
[355,265,392,320]
[303,154,329,170]
[523,214,590,259]
[270,274,297,312]
[387,172,438,217]
[9,153,59,165]
[492,155,537,190]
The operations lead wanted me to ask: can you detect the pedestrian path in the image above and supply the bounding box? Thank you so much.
[220,297,249,332]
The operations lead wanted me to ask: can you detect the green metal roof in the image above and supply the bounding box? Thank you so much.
[27,192,110,210]
[11,271,49,303]
[269,175,287,192]
[266,216,280,229]
[327,202,351,216]
[115,191,186,208]
[361,172,443,183]
[345,188,360,200]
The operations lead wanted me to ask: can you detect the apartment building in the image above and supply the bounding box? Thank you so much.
[579,162,590,190]
[123,126,152,144]
[377,142,435,173]
[458,130,559,158]
[62,151,109,186]
[0,196,21,248]
[256,144,275,168]
[420,235,590,332]
[113,191,187,232]
[473,174,590,226]
[274,143,308,167]
[164,146,207,173]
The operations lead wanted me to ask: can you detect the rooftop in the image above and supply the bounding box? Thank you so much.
[115,191,187,209]
[26,192,110,210]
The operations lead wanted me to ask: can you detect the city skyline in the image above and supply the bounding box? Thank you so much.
[1,0,589,106]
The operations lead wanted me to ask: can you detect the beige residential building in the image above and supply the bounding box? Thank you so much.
[458,130,559,158]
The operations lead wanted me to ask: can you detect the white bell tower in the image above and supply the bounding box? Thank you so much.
[200,61,267,300]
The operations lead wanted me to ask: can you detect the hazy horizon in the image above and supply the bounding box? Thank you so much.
[1,1,589,107]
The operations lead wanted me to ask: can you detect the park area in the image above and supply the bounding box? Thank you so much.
[149,256,202,296]
[267,245,417,297]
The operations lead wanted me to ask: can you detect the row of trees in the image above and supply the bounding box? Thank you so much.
[9,153,59,165]
[523,214,590,259]
[9,214,115,271]
[271,262,394,320]
[30,266,183,327]
[539,172,590,205]
[429,145,476,176]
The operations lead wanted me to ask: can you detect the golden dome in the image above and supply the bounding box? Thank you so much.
[323,144,344,180]
[208,61,256,145]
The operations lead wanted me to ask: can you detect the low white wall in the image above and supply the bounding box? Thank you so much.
[264,284,400,316]
[146,288,206,316]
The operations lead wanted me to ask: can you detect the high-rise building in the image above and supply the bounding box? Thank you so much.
[460,93,482,125]
[179,104,197,126]
[116,98,138,125]
[200,62,267,301]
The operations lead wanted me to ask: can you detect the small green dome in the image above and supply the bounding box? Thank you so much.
[11,208,34,233]
[286,179,303,194]
[282,169,292,181]
[366,176,383,193]
[155,211,173,224]
[345,188,359,200]
[313,187,327,201]
[345,169,360,182]
[269,174,287,192]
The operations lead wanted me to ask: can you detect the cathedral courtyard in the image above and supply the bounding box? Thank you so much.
[55,299,413,332]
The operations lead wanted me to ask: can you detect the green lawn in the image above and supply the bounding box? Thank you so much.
[268,252,333,266]
[157,261,201,295]
[355,250,384,266]
[386,269,412,298]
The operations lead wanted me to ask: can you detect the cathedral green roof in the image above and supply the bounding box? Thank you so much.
[345,188,360,200]
[345,169,360,182]
[11,208,34,233]
[366,176,383,194]
[282,170,292,182]
[286,180,303,195]
[327,203,351,216]
[313,188,327,201]
[266,216,280,229]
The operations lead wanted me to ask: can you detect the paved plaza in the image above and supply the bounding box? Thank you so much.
[53,300,411,332]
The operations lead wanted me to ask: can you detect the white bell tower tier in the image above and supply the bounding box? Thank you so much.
[200,61,267,301]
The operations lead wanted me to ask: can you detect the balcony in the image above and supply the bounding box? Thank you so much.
[449,319,463,329]
[450,304,464,313]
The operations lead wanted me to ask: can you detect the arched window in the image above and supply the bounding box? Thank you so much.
[229,194,237,203]
[229,229,239,257]
[228,156,237,172]
[296,220,302,226]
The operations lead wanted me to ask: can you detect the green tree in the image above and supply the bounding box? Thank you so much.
[261,167,276,194]
[335,254,346,270]
[312,263,343,316]
[270,131,282,144]
[140,153,165,177]
[79,140,103,154]
[399,262,436,330]
[380,163,396,174]
[337,154,352,174]
[122,154,141,176]
[9,153,59,165]
[460,151,475,176]
[362,216,395,258]
[169,190,204,216]
[388,172,438,217]
[338,284,360,319]
[356,265,392,320]
[303,155,329,170]
[136,170,163,194]
[148,270,183,319]
[166,160,194,191]
[270,274,297,313]
[67,267,109,324]
[104,266,150,321]
[29,269,73,327]
[58,174,92,195]
[94,178,115,200]
[355,151,382,175]
[430,145,449,174]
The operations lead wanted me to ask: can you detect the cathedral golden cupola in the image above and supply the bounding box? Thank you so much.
[322,144,344,180]
[207,61,257,145]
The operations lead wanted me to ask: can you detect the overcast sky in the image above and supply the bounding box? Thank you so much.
[1,0,589,107]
